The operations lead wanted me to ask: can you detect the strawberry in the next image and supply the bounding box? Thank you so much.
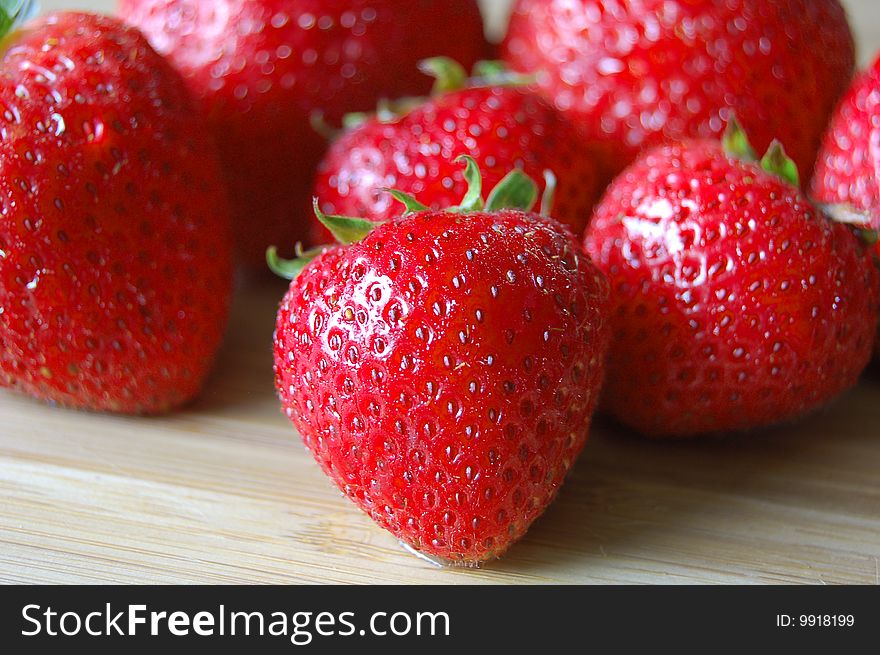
[271,160,610,564]
[810,54,880,359]
[118,0,489,266]
[583,123,878,438]
[0,12,233,414]
[502,0,855,183]
[811,53,880,246]
[312,58,603,243]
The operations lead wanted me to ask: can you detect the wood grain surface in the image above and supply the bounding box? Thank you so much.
[2,0,879,585]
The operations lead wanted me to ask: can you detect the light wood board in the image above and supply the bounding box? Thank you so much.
[2,0,879,585]
[2,281,879,585]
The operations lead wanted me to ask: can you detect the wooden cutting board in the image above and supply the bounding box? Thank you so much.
[2,0,880,585]
[2,280,879,585]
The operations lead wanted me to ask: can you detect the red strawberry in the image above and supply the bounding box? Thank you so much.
[312,59,603,243]
[810,54,880,359]
[583,125,878,438]
[0,12,233,414]
[272,161,610,564]
[811,53,880,244]
[502,0,854,183]
[118,0,488,266]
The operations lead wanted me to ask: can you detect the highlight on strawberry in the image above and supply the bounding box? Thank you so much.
[584,119,880,438]
[310,57,603,247]
[269,158,610,565]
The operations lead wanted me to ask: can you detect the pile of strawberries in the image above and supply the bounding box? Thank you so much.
[0,1,878,566]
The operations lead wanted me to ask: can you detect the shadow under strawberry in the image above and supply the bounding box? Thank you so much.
[489,381,879,581]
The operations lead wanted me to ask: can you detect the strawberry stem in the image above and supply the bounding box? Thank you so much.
[419,57,468,95]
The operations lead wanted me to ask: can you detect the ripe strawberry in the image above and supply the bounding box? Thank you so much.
[272,161,610,564]
[312,59,603,243]
[0,12,233,414]
[584,125,878,438]
[811,53,880,246]
[502,0,855,183]
[810,54,880,359]
[118,0,488,266]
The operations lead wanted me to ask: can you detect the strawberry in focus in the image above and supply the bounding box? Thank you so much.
[502,0,855,183]
[312,59,603,243]
[272,160,610,564]
[584,124,878,438]
[118,0,489,267]
[0,12,233,414]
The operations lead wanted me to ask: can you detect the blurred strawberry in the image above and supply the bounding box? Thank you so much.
[811,53,880,358]
[502,0,855,183]
[312,59,602,243]
[118,0,489,266]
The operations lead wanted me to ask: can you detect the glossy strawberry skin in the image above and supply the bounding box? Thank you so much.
[274,210,610,563]
[118,0,488,266]
[0,13,233,414]
[312,86,602,244]
[584,141,878,438]
[502,0,854,182]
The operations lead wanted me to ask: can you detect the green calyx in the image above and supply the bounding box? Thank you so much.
[267,158,552,281]
[485,169,539,213]
[453,155,543,214]
[721,114,799,187]
[722,116,879,239]
[266,202,379,281]
[759,140,799,187]
[456,155,484,211]
[419,57,469,95]
[333,59,534,133]
[722,115,758,162]
[341,96,425,130]
[0,0,36,39]
[386,189,428,214]
[421,57,536,97]
[266,243,325,281]
[382,156,544,217]
[311,199,377,245]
